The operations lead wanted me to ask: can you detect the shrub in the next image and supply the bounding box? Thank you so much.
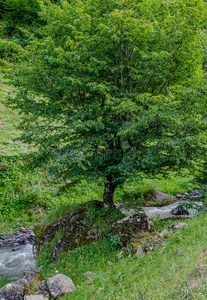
[0,39,24,61]
[1,0,40,33]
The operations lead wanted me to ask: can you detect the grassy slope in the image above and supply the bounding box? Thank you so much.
[0,68,207,299]
[0,69,29,156]
[37,215,207,300]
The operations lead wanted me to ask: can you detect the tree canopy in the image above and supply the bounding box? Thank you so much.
[9,0,207,206]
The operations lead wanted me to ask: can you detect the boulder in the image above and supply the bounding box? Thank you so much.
[159,229,169,239]
[47,274,75,298]
[111,212,155,247]
[136,245,145,257]
[0,271,46,300]
[145,190,176,206]
[34,201,103,259]
[170,222,188,230]
[34,200,125,260]
[0,282,24,300]
[172,207,189,216]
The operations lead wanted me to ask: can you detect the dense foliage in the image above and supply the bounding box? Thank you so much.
[8,0,207,206]
[0,0,40,31]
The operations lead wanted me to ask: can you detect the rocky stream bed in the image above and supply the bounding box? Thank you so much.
[0,190,204,299]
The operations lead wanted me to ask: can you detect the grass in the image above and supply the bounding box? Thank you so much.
[0,69,29,156]
[0,66,206,299]
[36,214,207,300]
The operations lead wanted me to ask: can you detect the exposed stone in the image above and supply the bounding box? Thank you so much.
[176,194,182,198]
[83,272,94,284]
[0,227,35,248]
[111,212,155,247]
[170,223,188,230]
[176,248,182,255]
[172,207,189,216]
[0,271,41,300]
[0,282,24,300]
[24,295,49,300]
[144,190,176,206]
[12,246,22,252]
[47,274,75,298]
[159,229,169,239]
[117,251,124,259]
[38,280,48,291]
[136,246,144,257]
[34,201,105,259]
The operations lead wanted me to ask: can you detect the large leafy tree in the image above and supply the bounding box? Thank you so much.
[10,0,207,207]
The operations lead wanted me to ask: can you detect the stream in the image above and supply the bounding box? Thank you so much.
[0,244,36,279]
[0,199,203,280]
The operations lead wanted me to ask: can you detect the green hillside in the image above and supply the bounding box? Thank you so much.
[0,0,207,299]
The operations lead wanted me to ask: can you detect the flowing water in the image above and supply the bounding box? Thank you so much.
[143,200,203,219]
[0,244,36,279]
[119,200,203,219]
[0,200,203,280]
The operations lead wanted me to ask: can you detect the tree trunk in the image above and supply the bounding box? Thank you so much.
[103,177,117,209]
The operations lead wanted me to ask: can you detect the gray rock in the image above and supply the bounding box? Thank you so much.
[176,194,182,198]
[34,200,103,259]
[172,207,189,216]
[117,251,124,259]
[176,248,182,255]
[145,190,176,204]
[159,229,168,238]
[171,223,188,230]
[47,274,75,298]
[21,271,38,284]
[83,272,94,284]
[0,282,24,300]
[24,295,49,300]
[111,212,155,247]
[136,246,144,257]
[38,280,47,292]
[20,227,27,233]
[12,246,22,252]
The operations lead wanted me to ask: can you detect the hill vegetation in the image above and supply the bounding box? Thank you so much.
[0,0,207,299]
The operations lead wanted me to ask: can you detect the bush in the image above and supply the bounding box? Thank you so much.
[1,0,40,33]
[0,39,24,61]
[0,157,53,216]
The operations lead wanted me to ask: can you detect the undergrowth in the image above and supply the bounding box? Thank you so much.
[36,214,207,300]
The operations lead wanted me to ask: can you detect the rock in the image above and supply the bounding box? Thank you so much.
[21,271,40,284]
[12,246,22,251]
[38,280,48,291]
[117,251,124,259]
[0,282,24,300]
[111,212,155,247]
[20,227,27,233]
[0,272,48,300]
[176,194,182,198]
[0,227,35,248]
[34,201,106,259]
[47,274,75,298]
[172,207,189,216]
[136,246,144,257]
[170,223,188,230]
[24,295,49,300]
[159,229,168,238]
[83,272,94,284]
[145,190,176,206]
[176,248,182,255]
[36,266,43,273]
